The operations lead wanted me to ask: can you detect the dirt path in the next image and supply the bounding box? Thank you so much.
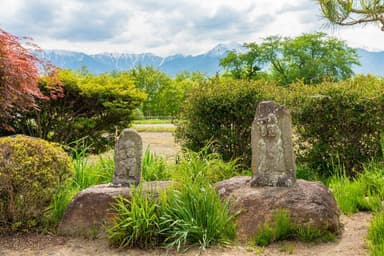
[140,132,180,161]
[0,212,371,256]
[0,132,373,256]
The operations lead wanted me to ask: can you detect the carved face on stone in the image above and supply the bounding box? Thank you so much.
[266,113,279,137]
[258,120,267,137]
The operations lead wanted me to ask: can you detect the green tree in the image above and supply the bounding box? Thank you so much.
[220,33,359,86]
[127,66,172,116]
[219,43,266,80]
[156,72,207,117]
[318,0,384,31]
[267,33,359,85]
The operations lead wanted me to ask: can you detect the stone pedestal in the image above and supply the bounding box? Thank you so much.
[215,177,341,241]
[58,181,174,237]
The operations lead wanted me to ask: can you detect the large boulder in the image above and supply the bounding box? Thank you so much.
[58,181,173,237]
[215,176,340,241]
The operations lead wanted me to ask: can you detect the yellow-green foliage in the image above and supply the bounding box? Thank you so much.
[5,69,147,153]
[0,135,72,232]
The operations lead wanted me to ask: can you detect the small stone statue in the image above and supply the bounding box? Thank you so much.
[112,129,142,186]
[250,101,296,187]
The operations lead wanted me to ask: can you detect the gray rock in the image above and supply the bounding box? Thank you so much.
[58,181,174,237]
[215,176,341,241]
[112,129,142,186]
[250,101,296,187]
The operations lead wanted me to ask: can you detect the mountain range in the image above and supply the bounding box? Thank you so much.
[38,44,384,77]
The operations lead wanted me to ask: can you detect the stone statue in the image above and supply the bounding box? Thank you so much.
[250,101,296,187]
[112,129,142,186]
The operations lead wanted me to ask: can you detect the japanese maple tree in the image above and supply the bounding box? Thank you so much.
[0,29,60,130]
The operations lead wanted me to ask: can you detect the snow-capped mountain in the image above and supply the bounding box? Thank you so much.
[38,44,384,76]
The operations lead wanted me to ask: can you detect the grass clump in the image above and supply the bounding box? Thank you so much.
[108,187,160,249]
[172,146,241,185]
[107,182,236,250]
[107,148,237,251]
[292,225,336,243]
[329,165,384,215]
[253,209,335,246]
[142,146,170,181]
[368,211,384,256]
[159,183,236,250]
[47,144,115,227]
[254,209,291,246]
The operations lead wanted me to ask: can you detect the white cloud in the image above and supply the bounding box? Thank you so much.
[0,0,383,55]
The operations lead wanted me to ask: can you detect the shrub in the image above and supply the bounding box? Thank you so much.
[0,135,72,232]
[176,78,281,166]
[289,75,384,175]
[6,69,147,153]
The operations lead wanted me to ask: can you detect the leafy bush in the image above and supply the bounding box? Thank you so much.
[289,75,384,175]
[0,135,72,232]
[176,78,281,166]
[5,69,146,153]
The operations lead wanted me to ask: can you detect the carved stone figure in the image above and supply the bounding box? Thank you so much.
[112,129,142,186]
[250,101,296,187]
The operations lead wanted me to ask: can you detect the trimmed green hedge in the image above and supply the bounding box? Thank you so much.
[176,78,280,166]
[176,75,384,176]
[289,75,384,175]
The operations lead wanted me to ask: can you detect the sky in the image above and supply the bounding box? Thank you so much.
[0,0,383,56]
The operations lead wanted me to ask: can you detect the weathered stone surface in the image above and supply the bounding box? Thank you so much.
[215,176,340,241]
[112,128,142,186]
[250,101,296,187]
[58,181,173,237]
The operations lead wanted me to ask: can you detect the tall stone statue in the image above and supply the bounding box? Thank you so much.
[112,129,142,186]
[250,101,296,187]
